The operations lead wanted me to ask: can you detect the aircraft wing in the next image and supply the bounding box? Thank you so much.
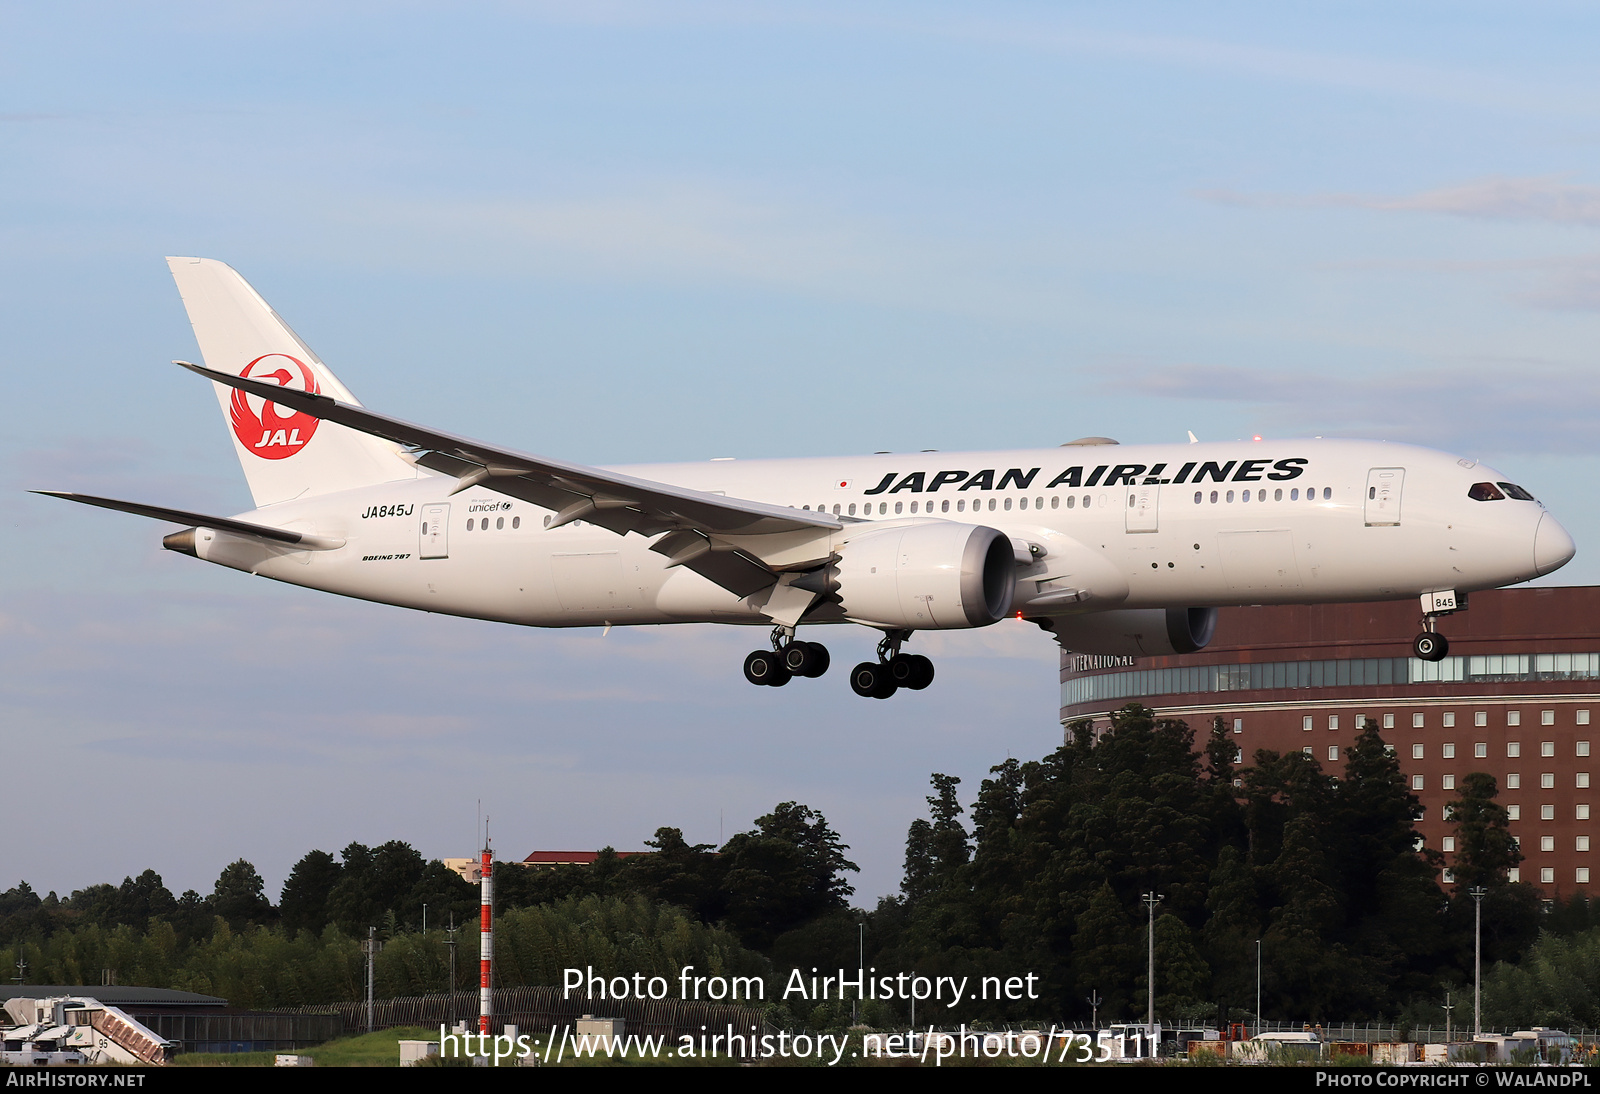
[177,361,839,596]
[33,491,345,549]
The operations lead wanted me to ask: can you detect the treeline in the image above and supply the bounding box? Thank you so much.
[4,710,1592,1026]
[0,804,853,1014]
[868,705,1564,1026]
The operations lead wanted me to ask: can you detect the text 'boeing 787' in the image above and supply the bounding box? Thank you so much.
[39,258,1576,698]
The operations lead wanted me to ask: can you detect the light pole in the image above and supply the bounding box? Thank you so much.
[1142,891,1162,1029]
[1255,938,1262,1038]
[1087,990,1102,1030]
[1443,991,1454,1044]
[1470,886,1487,1037]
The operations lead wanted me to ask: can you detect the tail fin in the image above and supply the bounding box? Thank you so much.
[166,257,414,507]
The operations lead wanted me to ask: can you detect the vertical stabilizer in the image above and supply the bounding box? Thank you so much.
[166,257,414,507]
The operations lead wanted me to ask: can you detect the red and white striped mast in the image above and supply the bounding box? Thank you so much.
[479,822,493,1035]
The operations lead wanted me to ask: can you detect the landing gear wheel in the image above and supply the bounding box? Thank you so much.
[889,653,935,690]
[850,661,897,699]
[782,641,831,678]
[744,650,792,686]
[1413,632,1449,662]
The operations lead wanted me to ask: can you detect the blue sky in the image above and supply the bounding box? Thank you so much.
[6,1,1600,906]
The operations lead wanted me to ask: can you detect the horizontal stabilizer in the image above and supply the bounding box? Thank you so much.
[33,492,345,549]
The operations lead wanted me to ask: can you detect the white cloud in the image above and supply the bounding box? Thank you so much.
[1099,357,1600,456]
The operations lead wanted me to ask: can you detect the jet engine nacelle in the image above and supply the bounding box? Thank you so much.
[832,520,1016,629]
[1043,607,1218,657]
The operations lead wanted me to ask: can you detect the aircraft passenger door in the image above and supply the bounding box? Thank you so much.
[1125,485,1159,533]
[1364,468,1404,527]
[420,503,449,558]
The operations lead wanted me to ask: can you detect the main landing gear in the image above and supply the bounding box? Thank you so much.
[849,630,935,700]
[744,628,831,688]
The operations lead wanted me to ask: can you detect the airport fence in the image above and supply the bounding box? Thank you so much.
[281,986,769,1051]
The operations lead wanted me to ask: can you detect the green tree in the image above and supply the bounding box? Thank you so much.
[1448,772,1522,890]
[279,850,342,935]
[211,860,273,929]
[719,803,858,950]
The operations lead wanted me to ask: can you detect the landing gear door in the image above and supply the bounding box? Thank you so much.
[420,503,449,559]
[1364,468,1404,527]
[1126,485,1159,533]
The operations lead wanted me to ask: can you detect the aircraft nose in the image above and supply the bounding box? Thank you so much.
[1535,512,1577,576]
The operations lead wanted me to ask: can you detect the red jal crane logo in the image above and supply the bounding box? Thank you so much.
[229,354,322,459]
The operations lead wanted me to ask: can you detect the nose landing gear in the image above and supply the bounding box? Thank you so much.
[744,627,830,688]
[849,630,936,699]
[1412,590,1463,663]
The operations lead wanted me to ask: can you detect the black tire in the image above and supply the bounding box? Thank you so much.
[888,654,918,687]
[782,641,831,678]
[850,661,897,699]
[1413,632,1449,662]
[744,650,789,686]
[905,653,935,690]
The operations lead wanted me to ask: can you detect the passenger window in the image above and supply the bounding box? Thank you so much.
[989,498,997,511]
[1226,490,1235,503]
[848,503,856,515]
[496,517,504,530]
[1274,489,1282,501]
[1019,497,1027,510]
[1258,489,1266,502]
[1291,488,1299,500]
[1194,491,1202,504]
[895,501,903,514]
[909,501,918,513]
[957,499,965,512]
[512,516,520,529]
[1241,490,1249,503]
[1322,487,1331,500]
[467,518,475,530]
[1051,496,1059,509]
[1082,495,1090,507]
[1210,491,1218,503]
[941,500,949,513]
[1004,498,1013,511]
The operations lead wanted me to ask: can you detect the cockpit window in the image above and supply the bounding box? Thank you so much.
[1498,482,1537,502]
[1468,482,1505,501]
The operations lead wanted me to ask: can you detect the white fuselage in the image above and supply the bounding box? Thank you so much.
[190,438,1571,631]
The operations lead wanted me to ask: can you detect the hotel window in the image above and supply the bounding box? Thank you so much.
[1582,710,1593,726]
[1580,837,1592,852]
[1302,716,1313,731]
[1579,868,1592,884]
[1475,711,1488,727]
[1543,773,1557,789]
[1443,743,1456,759]
[1543,710,1556,726]
[1412,775,1424,790]
[1509,710,1522,726]
[1475,743,1488,758]
[1508,774,1521,788]
[1443,837,1456,852]
[1542,868,1555,884]
[1233,718,1243,732]
[1443,712,1456,727]
[1412,713,1424,728]
[1543,805,1556,821]
[1542,836,1556,852]
[1443,869,1455,884]
[1580,804,1593,821]
[1412,744,1424,759]
[1384,714,1396,729]
[1581,773,1593,789]
[1234,749,1243,764]
[1442,774,1455,790]
[1327,746,1339,761]
[1509,869,1520,882]
[1543,742,1556,757]
[1303,747,1313,756]
[1328,715,1339,731]
[1509,805,1521,821]
[1508,742,1521,757]
[1581,742,1592,757]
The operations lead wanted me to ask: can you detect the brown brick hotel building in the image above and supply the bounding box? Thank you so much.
[1059,586,1600,897]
